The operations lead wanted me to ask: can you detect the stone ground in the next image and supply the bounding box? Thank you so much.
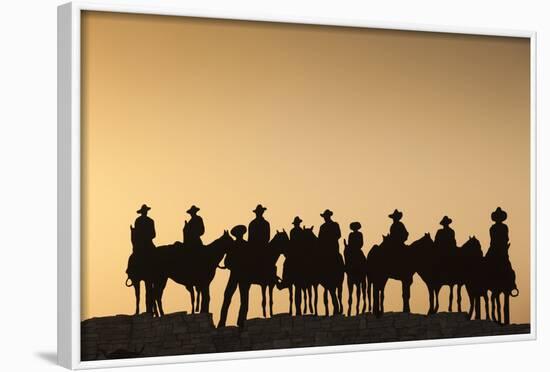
[81,311,530,361]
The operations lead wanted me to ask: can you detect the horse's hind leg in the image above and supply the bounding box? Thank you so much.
[402,279,411,313]
[261,285,267,318]
[347,277,353,316]
[314,285,319,316]
[361,279,367,314]
[323,288,329,316]
[367,279,372,313]
[356,283,361,315]
[302,288,307,314]
[269,284,274,317]
[195,287,201,313]
[457,284,463,313]
[491,293,497,322]
[337,284,343,314]
[134,282,140,315]
[288,284,294,316]
[448,284,454,312]
[295,285,302,316]
[504,294,510,325]
[188,286,195,314]
[307,286,313,314]
[495,293,502,324]
[330,289,339,316]
[483,292,490,320]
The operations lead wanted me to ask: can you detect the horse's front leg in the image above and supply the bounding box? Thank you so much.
[268,284,274,317]
[503,293,510,325]
[448,284,454,312]
[200,285,210,313]
[402,279,411,313]
[133,282,140,315]
[188,286,195,314]
[288,286,293,315]
[261,285,267,318]
[457,284,463,313]
[347,277,353,316]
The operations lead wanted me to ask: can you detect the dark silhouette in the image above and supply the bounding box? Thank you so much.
[387,209,408,246]
[123,203,521,327]
[484,207,519,325]
[343,222,367,316]
[133,204,156,252]
[218,225,288,327]
[248,204,270,248]
[183,205,205,248]
[150,231,234,316]
[125,204,157,316]
[433,216,463,313]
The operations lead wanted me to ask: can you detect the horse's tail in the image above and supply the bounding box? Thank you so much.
[125,276,133,287]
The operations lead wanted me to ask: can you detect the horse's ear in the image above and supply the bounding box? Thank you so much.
[276,229,280,234]
[283,228,286,234]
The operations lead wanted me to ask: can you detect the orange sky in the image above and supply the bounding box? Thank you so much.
[81,11,531,325]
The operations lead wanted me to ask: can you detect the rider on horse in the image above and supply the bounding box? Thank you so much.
[344,221,363,271]
[319,209,341,255]
[183,205,205,249]
[279,216,304,289]
[387,209,408,247]
[134,204,156,253]
[248,204,270,249]
[486,207,510,263]
[434,215,457,253]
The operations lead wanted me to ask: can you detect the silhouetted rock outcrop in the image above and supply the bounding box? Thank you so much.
[81,311,530,361]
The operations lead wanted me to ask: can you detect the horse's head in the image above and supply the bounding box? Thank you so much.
[270,229,290,255]
[464,235,481,249]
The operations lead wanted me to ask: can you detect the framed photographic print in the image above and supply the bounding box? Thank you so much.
[57,1,537,369]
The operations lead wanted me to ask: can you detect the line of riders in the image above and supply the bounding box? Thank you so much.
[126,204,519,328]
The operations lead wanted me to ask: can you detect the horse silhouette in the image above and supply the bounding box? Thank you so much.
[367,234,424,317]
[126,226,159,316]
[343,238,367,316]
[150,231,234,316]
[280,227,344,316]
[218,230,288,327]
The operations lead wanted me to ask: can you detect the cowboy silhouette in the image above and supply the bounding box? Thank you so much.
[248,204,270,248]
[434,216,457,253]
[290,216,304,242]
[133,204,156,252]
[279,216,304,290]
[218,224,247,327]
[387,209,408,246]
[319,209,341,254]
[183,205,205,248]
[486,207,510,262]
[345,222,363,270]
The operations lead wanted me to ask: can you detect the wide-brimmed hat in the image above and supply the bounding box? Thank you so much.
[186,205,200,214]
[388,209,403,221]
[491,207,507,222]
[350,222,362,231]
[253,204,267,214]
[292,216,303,225]
[440,216,453,226]
[136,204,151,214]
[320,209,333,218]
[230,224,247,238]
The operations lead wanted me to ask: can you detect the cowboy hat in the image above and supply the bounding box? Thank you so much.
[350,221,362,231]
[136,204,151,214]
[253,204,267,214]
[292,216,303,225]
[388,209,403,220]
[440,216,453,226]
[491,207,507,222]
[230,224,247,238]
[320,209,333,218]
[186,205,200,214]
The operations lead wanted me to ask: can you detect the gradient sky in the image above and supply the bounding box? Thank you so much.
[81,11,531,325]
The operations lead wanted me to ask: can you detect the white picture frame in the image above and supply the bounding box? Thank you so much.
[57,1,537,369]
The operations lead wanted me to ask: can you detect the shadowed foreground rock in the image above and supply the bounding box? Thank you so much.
[81,312,530,361]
